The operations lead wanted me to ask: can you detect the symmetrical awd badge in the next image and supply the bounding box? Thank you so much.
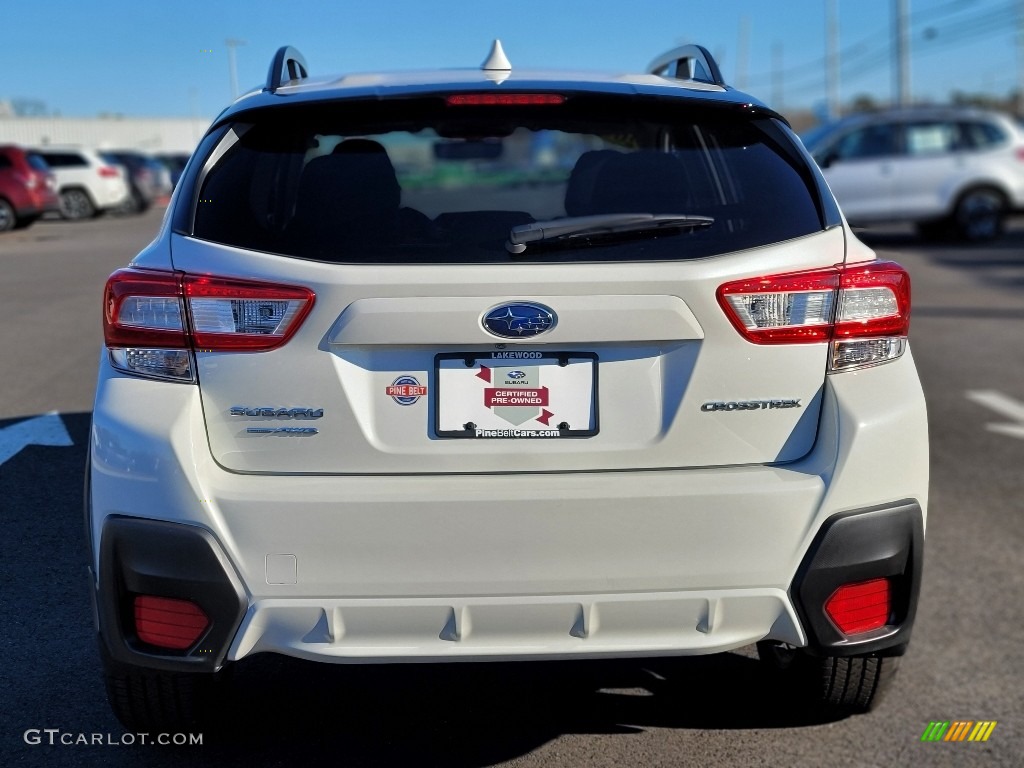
[482,302,556,338]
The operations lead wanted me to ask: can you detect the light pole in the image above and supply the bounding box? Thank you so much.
[226,38,246,100]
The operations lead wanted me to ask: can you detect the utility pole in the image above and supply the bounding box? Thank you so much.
[826,0,840,118]
[225,38,246,100]
[737,15,750,91]
[894,0,910,107]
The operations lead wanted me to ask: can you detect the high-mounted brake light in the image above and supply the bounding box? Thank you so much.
[717,260,911,371]
[445,93,565,106]
[103,268,315,382]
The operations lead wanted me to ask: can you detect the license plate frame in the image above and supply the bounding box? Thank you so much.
[435,352,598,438]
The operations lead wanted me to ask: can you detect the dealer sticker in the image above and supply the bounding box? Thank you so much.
[386,375,427,405]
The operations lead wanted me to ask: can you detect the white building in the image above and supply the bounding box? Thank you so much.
[0,115,212,153]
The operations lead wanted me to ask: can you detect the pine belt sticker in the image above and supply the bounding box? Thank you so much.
[386,375,427,405]
[477,365,554,426]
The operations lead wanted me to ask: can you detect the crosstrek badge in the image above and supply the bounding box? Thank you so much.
[387,375,427,405]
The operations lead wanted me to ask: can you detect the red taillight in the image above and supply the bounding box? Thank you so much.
[717,260,911,370]
[718,268,839,344]
[98,165,120,178]
[183,274,315,350]
[103,269,188,348]
[1015,147,1024,162]
[824,578,891,635]
[445,93,565,106]
[134,595,209,650]
[834,261,911,338]
[103,268,314,380]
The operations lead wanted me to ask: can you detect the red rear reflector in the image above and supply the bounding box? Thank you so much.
[824,578,890,635]
[446,93,565,106]
[98,166,120,178]
[134,595,209,650]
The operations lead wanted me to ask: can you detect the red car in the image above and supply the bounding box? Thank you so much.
[0,144,60,232]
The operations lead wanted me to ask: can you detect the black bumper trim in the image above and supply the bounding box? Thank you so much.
[791,500,924,657]
[96,516,248,673]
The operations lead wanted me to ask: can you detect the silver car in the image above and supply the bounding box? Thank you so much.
[804,106,1024,241]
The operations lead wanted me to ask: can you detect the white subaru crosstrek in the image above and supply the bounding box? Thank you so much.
[88,42,929,729]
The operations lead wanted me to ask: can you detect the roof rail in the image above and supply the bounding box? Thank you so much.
[648,45,725,87]
[266,46,309,92]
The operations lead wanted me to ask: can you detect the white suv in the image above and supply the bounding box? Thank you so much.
[803,106,1024,241]
[34,146,129,220]
[88,42,929,729]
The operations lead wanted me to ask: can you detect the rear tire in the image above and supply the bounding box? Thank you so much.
[757,641,900,715]
[101,644,231,731]
[952,187,1005,242]
[59,188,97,220]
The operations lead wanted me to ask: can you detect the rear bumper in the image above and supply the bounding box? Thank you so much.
[89,350,928,669]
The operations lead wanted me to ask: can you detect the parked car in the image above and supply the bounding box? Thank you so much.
[0,144,59,232]
[89,42,928,730]
[100,151,167,214]
[33,147,129,220]
[803,106,1024,241]
[154,152,192,189]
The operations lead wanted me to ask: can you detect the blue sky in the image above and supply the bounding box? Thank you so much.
[2,0,1019,118]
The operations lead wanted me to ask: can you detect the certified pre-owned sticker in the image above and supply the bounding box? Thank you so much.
[387,375,427,405]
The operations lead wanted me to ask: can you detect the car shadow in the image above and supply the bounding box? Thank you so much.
[188,652,843,765]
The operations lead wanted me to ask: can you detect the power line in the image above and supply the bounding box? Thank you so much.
[744,0,1020,104]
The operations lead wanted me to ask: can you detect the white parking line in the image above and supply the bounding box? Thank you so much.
[0,411,74,465]
[965,390,1024,440]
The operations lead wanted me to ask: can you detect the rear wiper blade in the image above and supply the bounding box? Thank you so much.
[506,213,714,255]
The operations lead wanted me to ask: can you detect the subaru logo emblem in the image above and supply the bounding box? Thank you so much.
[506,370,527,380]
[482,303,556,338]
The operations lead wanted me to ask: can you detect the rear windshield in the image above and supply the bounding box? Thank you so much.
[191,95,825,263]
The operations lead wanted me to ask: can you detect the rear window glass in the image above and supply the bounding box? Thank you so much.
[39,152,88,168]
[191,96,824,263]
[959,120,1006,149]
